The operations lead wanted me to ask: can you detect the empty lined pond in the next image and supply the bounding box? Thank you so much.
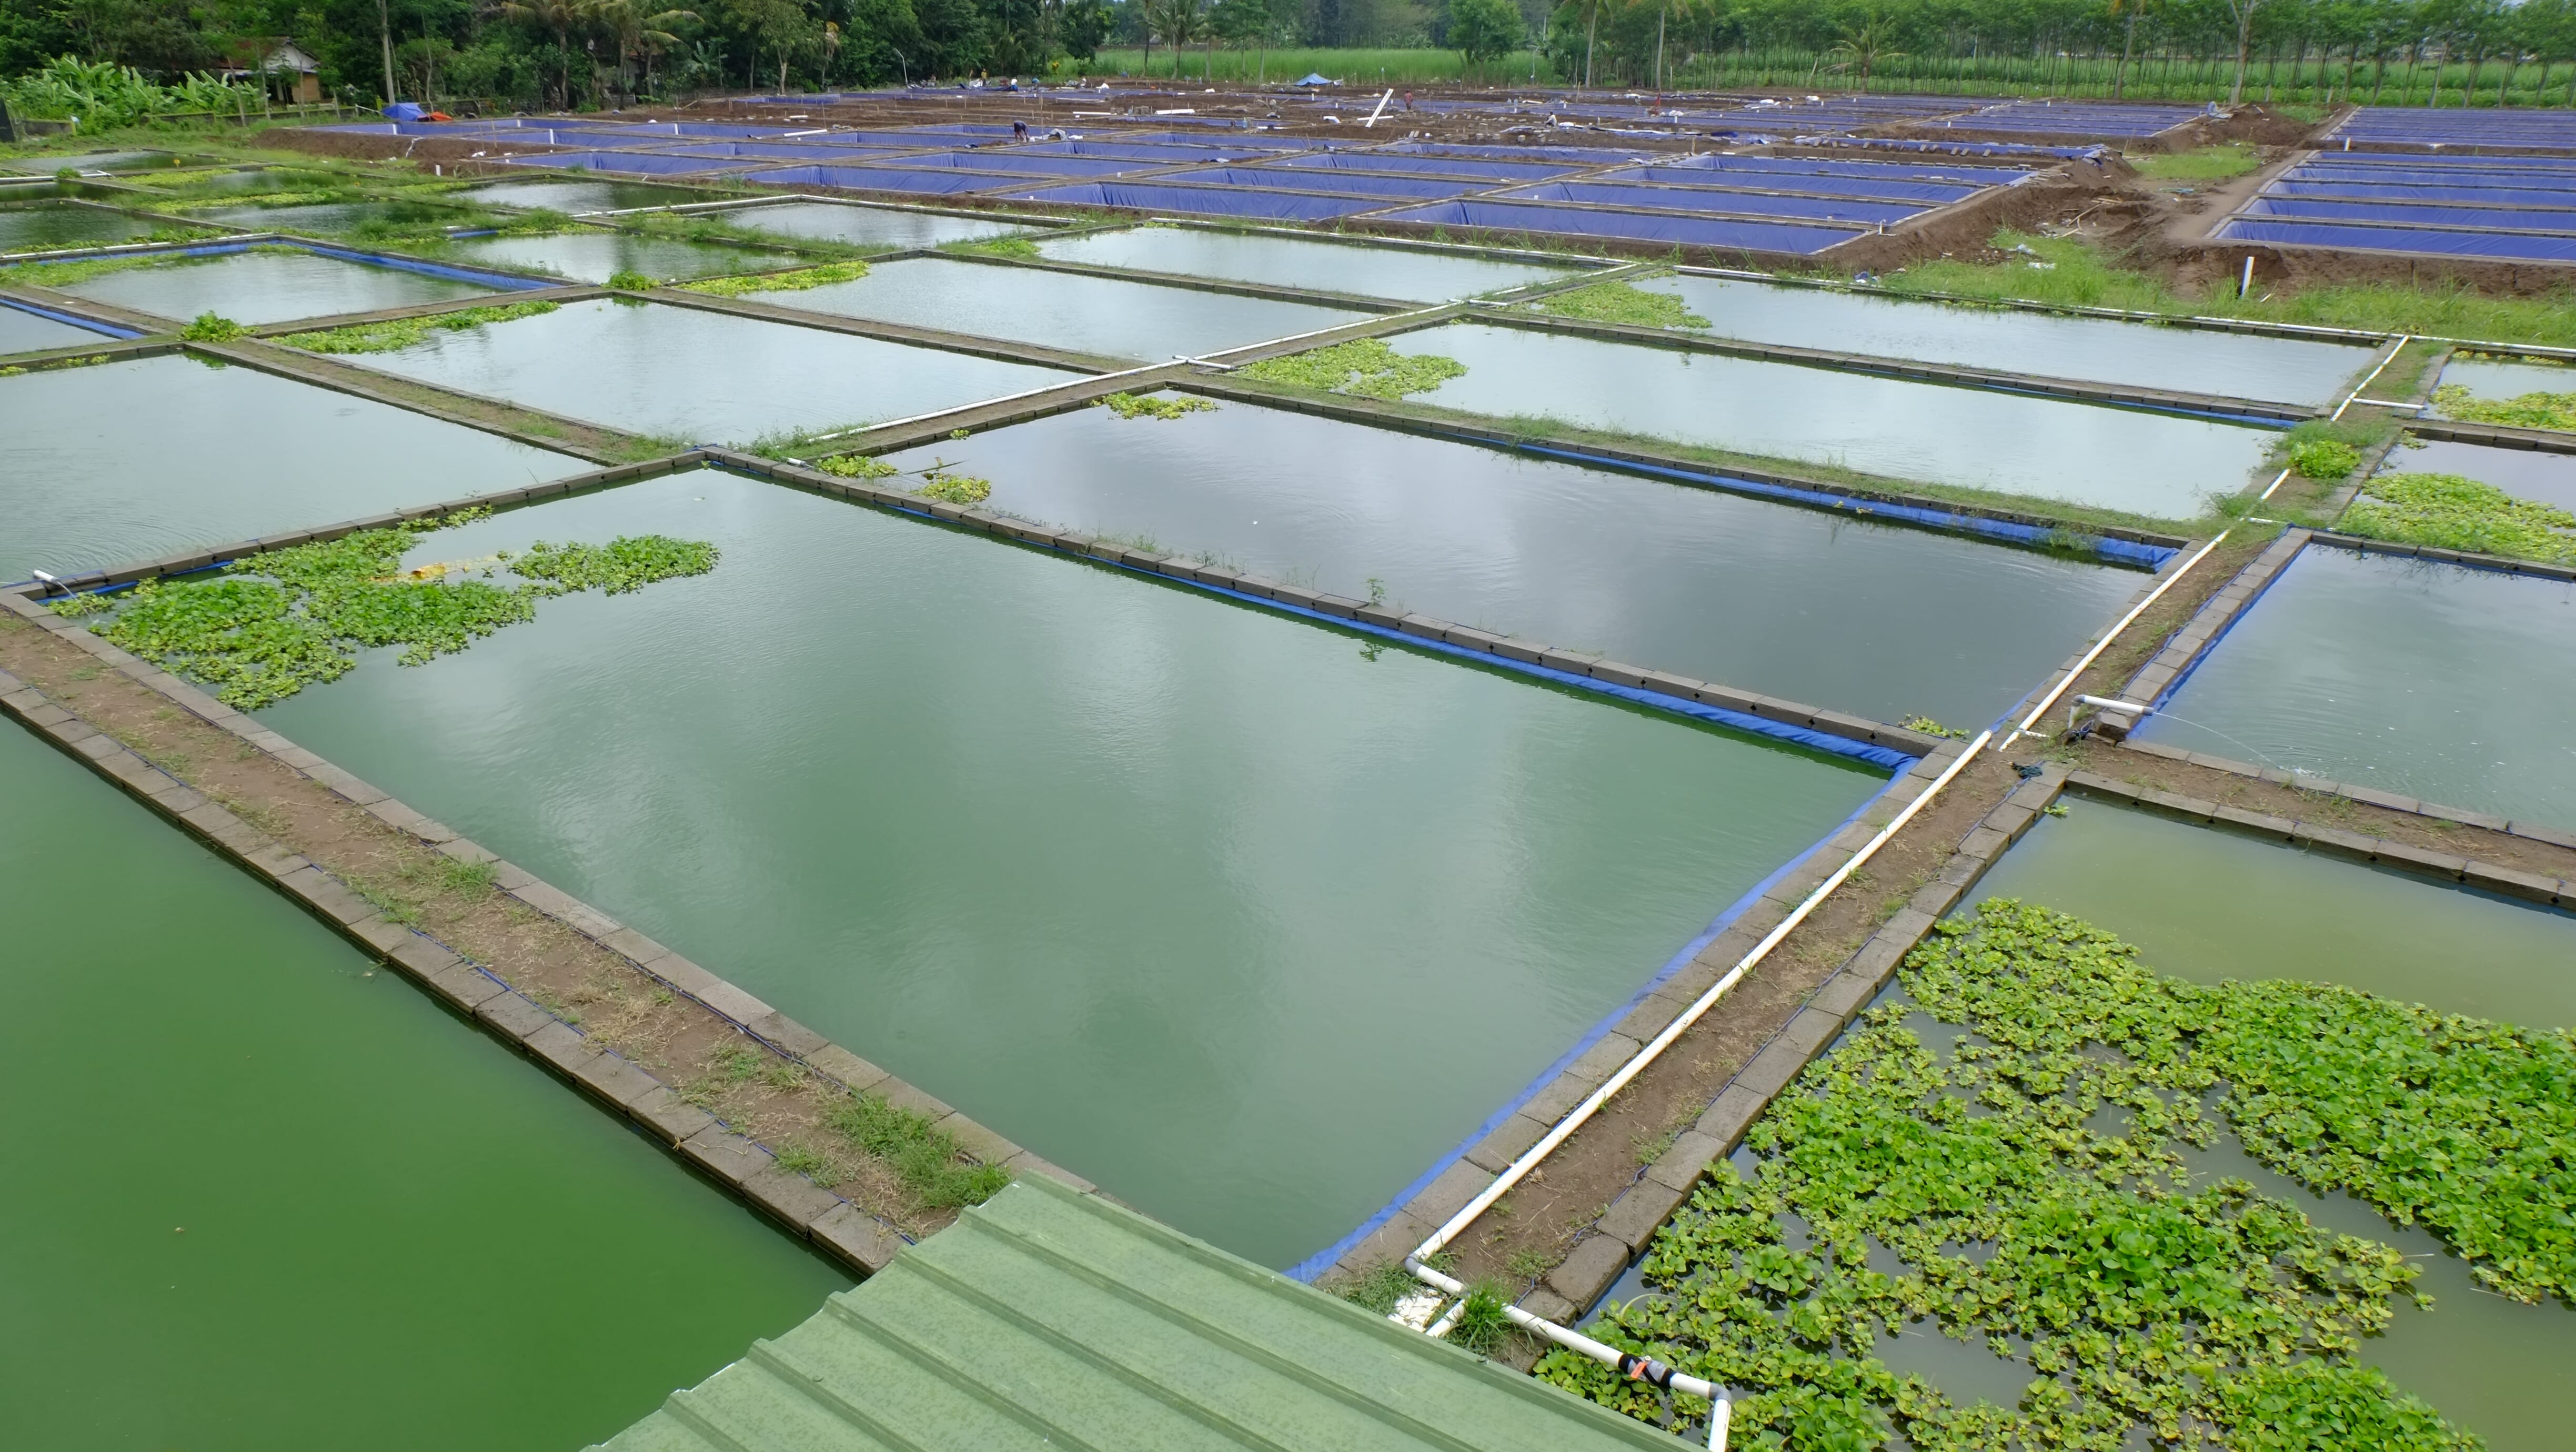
[0,352,585,581]
[337,296,1069,442]
[885,394,2140,727]
[2135,544,2576,829]
[256,468,1885,1269]
[1380,322,2280,519]
[0,723,842,1451]
[1037,225,1575,301]
[744,255,1371,359]
[1635,274,2377,406]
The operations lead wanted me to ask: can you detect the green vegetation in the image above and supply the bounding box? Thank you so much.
[814,453,900,479]
[274,299,560,355]
[679,259,870,298]
[1881,233,2576,349]
[604,269,658,292]
[68,509,716,709]
[1525,280,1709,330]
[1898,715,1968,739]
[2341,472,2576,565]
[1236,337,1467,402]
[0,247,204,289]
[1336,1262,1423,1316]
[940,236,1039,260]
[0,56,259,129]
[1546,899,2570,1450]
[1446,1283,1514,1355]
[915,472,993,506]
[2286,437,2361,480]
[822,1088,1011,1209]
[1100,391,1217,420]
[2128,144,2261,183]
[176,311,243,342]
[2432,384,2576,432]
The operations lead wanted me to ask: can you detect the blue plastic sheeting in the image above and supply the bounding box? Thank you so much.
[2217,217,2576,262]
[0,295,140,339]
[2298,156,2576,177]
[1108,130,1317,149]
[2273,180,2576,206]
[598,120,793,139]
[920,152,1146,177]
[5,236,556,293]
[645,140,915,162]
[501,150,740,176]
[1000,140,1277,163]
[1382,141,1652,164]
[1599,165,1984,205]
[2286,166,2576,191]
[2248,196,2576,235]
[2327,108,2576,151]
[1631,153,2025,185]
[739,164,1019,195]
[1261,152,1585,182]
[1827,136,2108,160]
[1164,166,1480,199]
[1000,182,1384,220]
[1380,199,1858,254]
[1955,100,2203,138]
[1497,181,1926,225]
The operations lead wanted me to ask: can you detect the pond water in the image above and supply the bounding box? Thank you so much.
[0,723,843,1451]
[2381,435,2576,512]
[1037,225,1575,302]
[884,395,2137,728]
[717,199,1032,248]
[134,166,336,195]
[1968,794,2576,1027]
[0,200,156,253]
[0,149,177,174]
[194,199,469,235]
[0,301,115,354]
[1382,323,2279,520]
[2134,544,2576,829]
[752,255,1367,361]
[449,178,723,215]
[347,296,1068,442]
[0,352,586,581]
[439,228,786,284]
[54,248,495,325]
[1639,275,2376,408]
[2437,356,2575,411]
[258,469,1885,1269]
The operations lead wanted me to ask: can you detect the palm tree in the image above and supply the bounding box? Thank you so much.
[1824,15,1904,92]
[587,0,697,103]
[501,0,589,106]
[1143,0,1206,78]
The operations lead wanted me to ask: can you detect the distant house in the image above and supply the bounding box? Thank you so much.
[226,41,324,104]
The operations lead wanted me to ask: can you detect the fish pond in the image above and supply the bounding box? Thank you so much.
[2134,543,2576,829]
[48,247,499,325]
[886,393,2139,728]
[747,255,1369,360]
[1634,274,2376,407]
[450,177,722,214]
[1037,224,1577,302]
[1378,322,2279,520]
[193,199,475,236]
[2383,435,2576,512]
[0,723,843,1451]
[255,468,1888,1269]
[2437,356,2574,408]
[0,200,157,254]
[442,229,793,284]
[0,300,117,354]
[0,352,585,581]
[715,199,1037,248]
[341,296,1068,442]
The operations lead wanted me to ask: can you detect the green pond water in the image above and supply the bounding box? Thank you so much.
[0,301,112,354]
[2438,357,2575,412]
[1643,275,2375,408]
[0,723,843,1450]
[1970,794,2576,1028]
[194,199,469,235]
[0,200,154,253]
[1383,323,2279,520]
[0,352,585,581]
[0,149,178,173]
[1037,225,1574,302]
[444,229,788,284]
[717,199,1030,248]
[257,468,1885,1268]
[133,166,336,195]
[886,395,2137,728]
[2383,435,2576,512]
[452,178,722,214]
[751,255,1368,360]
[54,248,493,325]
[2135,544,2576,829]
[349,296,1068,442]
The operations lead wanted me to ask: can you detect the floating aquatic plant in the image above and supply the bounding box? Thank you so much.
[2286,437,2361,480]
[275,299,560,354]
[2432,383,2576,432]
[1235,337,1465,401]
[680,258,870,298]
[814,453,900,479]
[2341,471,2576,565]
[177,311,245,341]
[1525,280,1710,330]
[1099,391,1216,420]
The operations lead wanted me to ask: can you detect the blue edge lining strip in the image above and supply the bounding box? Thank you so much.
[1,237,554,294]
[0,294,143,338]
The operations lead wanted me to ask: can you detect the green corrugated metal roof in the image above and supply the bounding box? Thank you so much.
[596,1173,1676,1451]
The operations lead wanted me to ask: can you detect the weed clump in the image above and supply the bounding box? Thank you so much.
[2341,472,2576,565]
[1099,391,1216,420]
[1236,337,1466,401]
[1525,279,1709,330]
[681,259,870,298]
[604,268,658,292]
[177,311,244,341]
[2432,383,2576,432]
[823,1090,1011,1208]
[941,236,1038,260]
[2286,437,2362,480]
[78,509,717,708]
[814,453,899,479]
[914,472,992,506]
[276,299,559,355]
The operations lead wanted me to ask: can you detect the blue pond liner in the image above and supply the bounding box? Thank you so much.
[1602,165,1989,205]
[0,295,140,339]
[2272,180,2576,206]
[1383,142,1655,164]
[1001,181,1386,220]
[1379,199,1861,254]
[2216,217,2576,262]
[500,150,742,176]
[1265,152,1585,182]
[1184,165,1482,199]
[1627,153,2024,186]
[1499,180,1929,225]
[2248,197,2576,234]
[3,236,556,293]
[741,165,1026,195]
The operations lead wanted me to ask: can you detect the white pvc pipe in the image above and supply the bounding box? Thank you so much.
[1404,1257,1730,1415]
[1364,88,1395,127]
[2331,335,2409,421]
